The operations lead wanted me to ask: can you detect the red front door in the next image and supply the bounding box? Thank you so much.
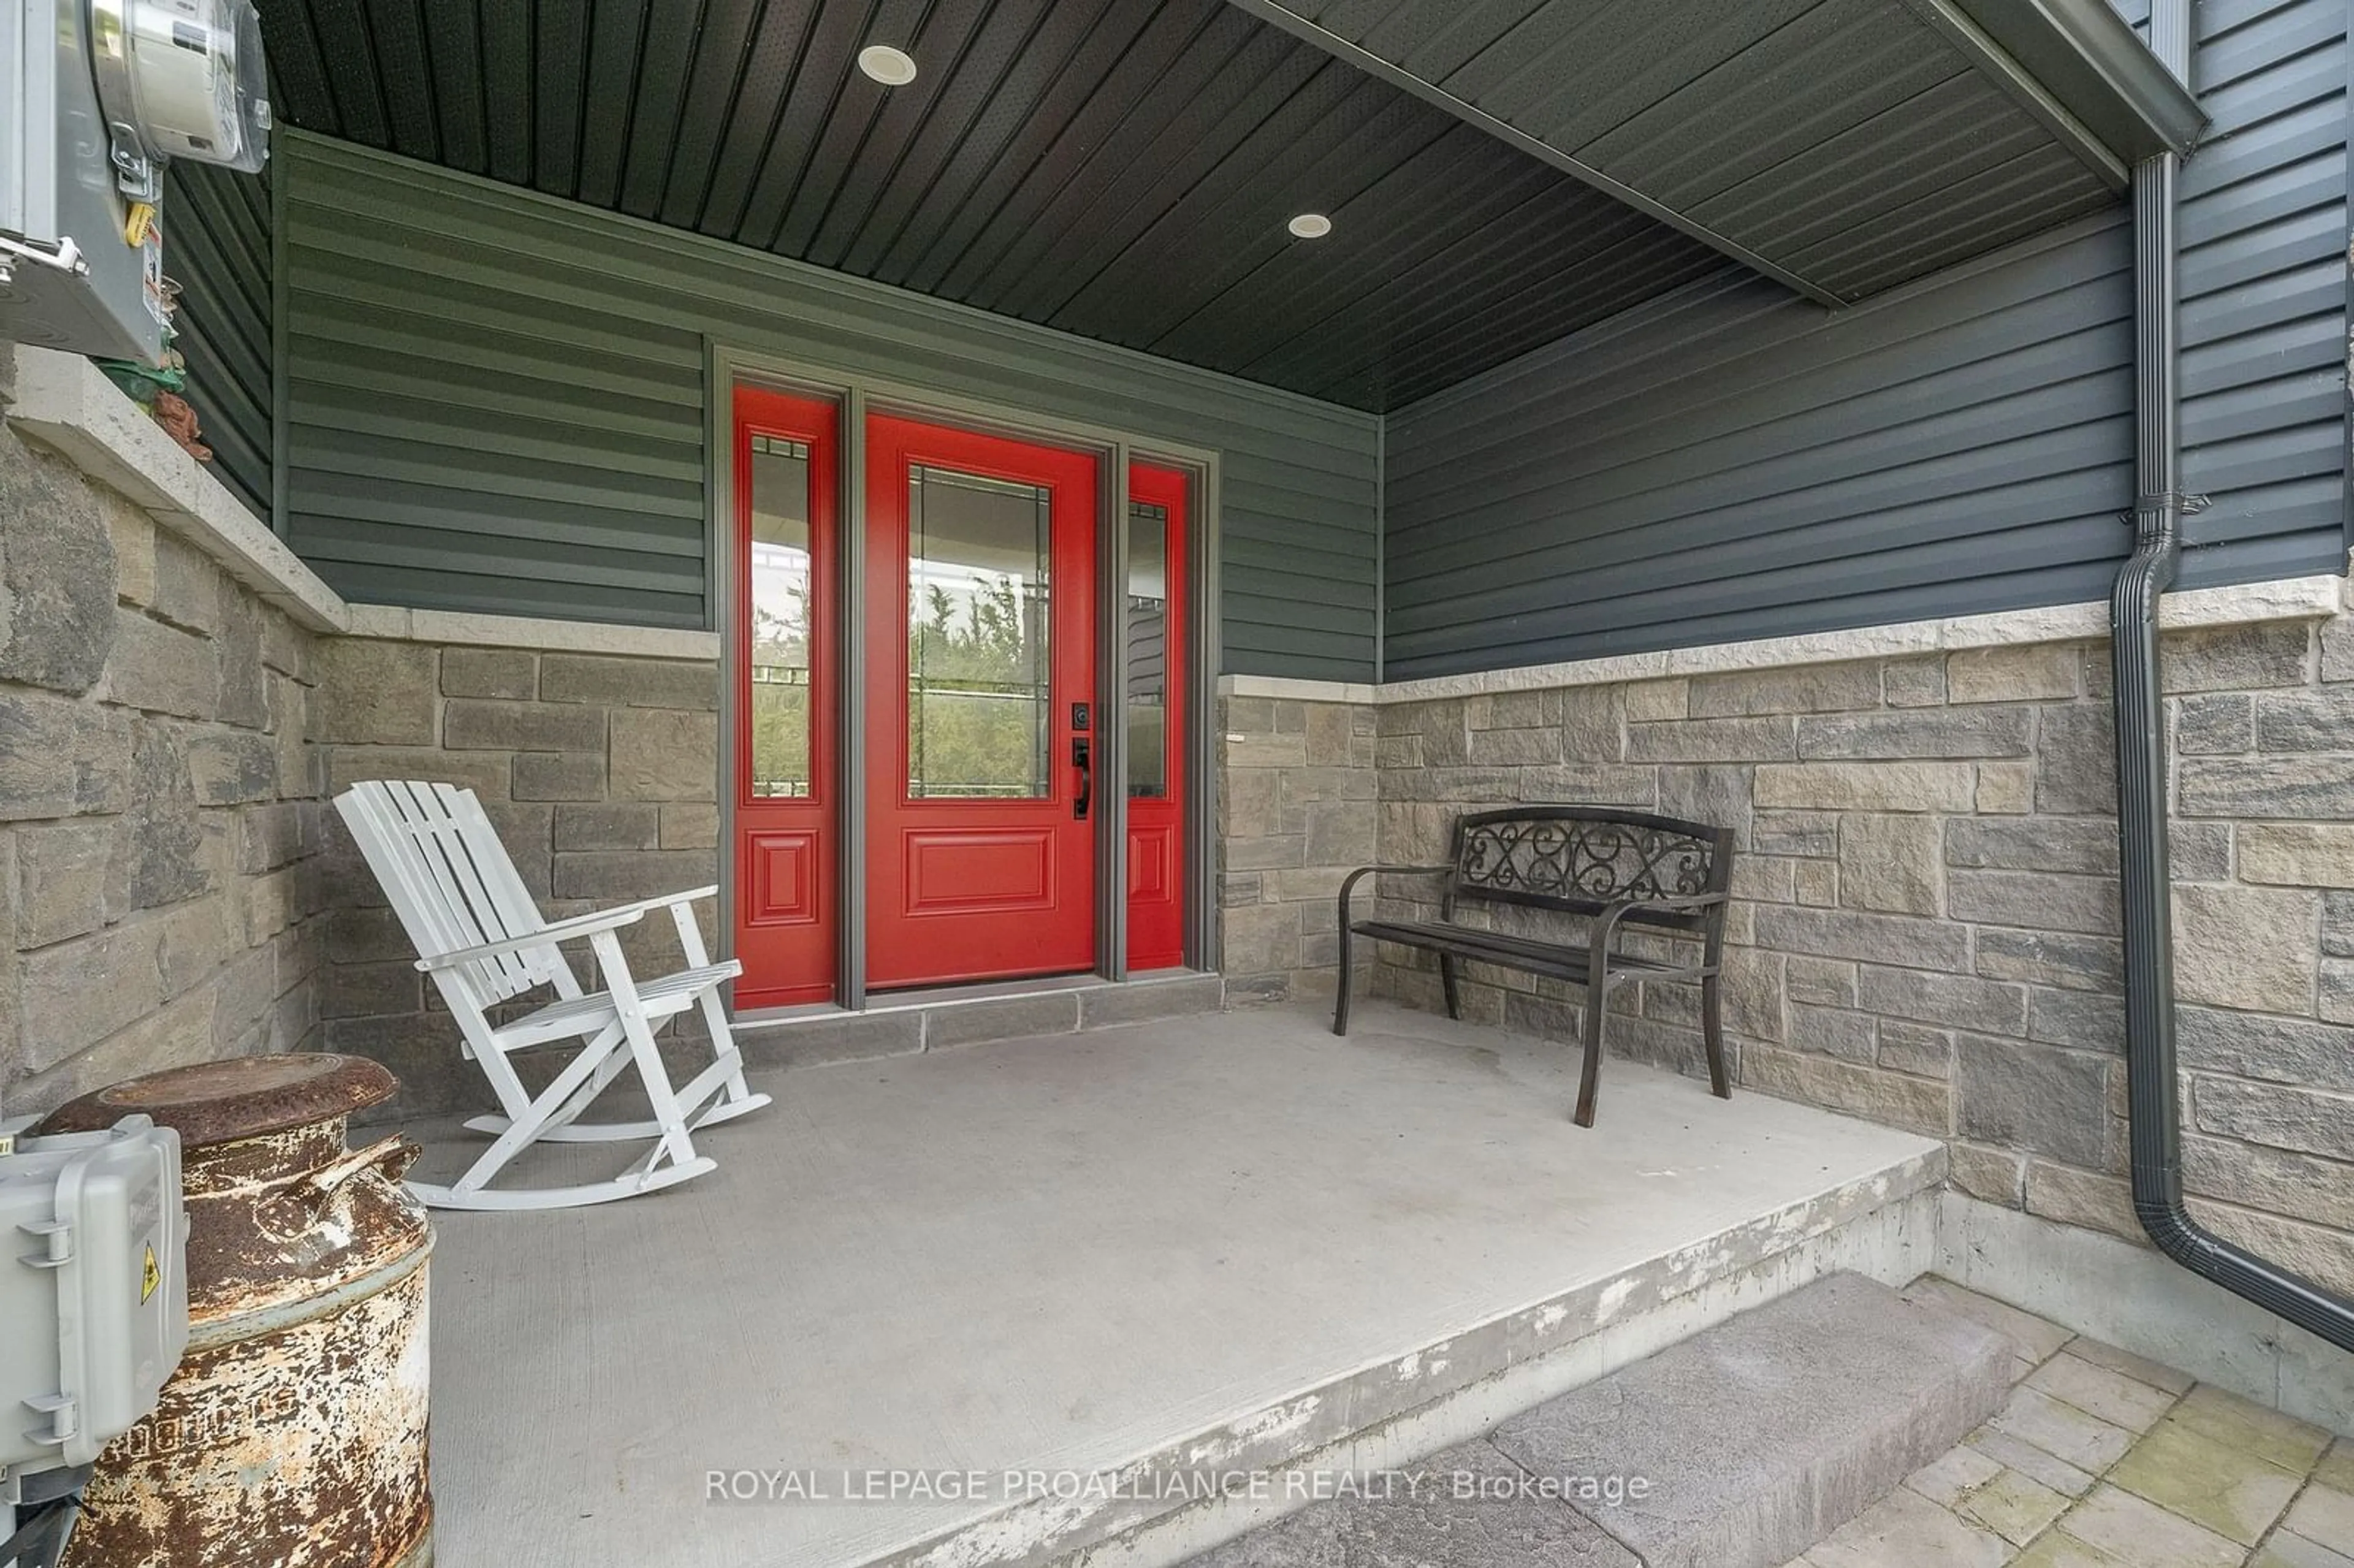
[863,417,1099,989]
[731,388,839,1008]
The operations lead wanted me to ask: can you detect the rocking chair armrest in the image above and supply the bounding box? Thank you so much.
[416,907,647,972]
[584,884,722,920]
[414,885,721,972]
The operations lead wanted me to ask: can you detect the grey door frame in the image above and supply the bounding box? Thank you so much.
[706,341,1222,1014]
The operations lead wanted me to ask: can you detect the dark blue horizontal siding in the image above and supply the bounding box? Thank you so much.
[2177,0,2347,579]
[1381,0,2345,682]
[1384,219,2139,677]
[280,133,1381,680]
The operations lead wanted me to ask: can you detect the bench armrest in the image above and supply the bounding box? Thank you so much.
[1586,890,1729,957]
[1337,864,1452,926]
[417,885,720,972]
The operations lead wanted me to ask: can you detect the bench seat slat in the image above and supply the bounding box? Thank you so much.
[1349,919,1705,981]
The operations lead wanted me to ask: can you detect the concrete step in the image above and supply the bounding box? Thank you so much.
[1185,1272,2011,1568]
[730,968,1226,1069]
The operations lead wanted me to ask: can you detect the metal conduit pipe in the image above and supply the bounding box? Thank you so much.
[2112,0,2354,1355]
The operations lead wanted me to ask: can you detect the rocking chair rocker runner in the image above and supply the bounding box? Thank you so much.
[335,780,770,1210]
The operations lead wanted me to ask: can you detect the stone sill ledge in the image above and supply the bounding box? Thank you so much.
[4,347,719,661]
[1223,573,2347,707]
[1219,676,1383,705]
[6,346,348,634]
[344,606,720,661]
[12,340,2333,688]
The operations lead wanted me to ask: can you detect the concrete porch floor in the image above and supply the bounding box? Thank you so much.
[409,999,1945,1568]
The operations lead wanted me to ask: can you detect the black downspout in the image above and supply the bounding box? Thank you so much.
[2112,0,2354,1355]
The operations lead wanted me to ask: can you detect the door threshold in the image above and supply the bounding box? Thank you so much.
[865,968,1202,1013]
[728,970,1223,1068]
[734,967,1209,1026]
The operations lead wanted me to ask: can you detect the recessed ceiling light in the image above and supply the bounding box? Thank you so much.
[858,45,918,86]
[1287,213,1333,240]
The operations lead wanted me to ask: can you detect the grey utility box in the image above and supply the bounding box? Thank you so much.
[0,0,167,363]
[0,1116,188,1480]
[1,0,272,365]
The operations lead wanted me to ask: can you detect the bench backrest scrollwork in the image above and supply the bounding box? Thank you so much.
[1444,806,1734,934]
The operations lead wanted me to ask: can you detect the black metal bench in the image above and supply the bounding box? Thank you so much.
[1334,805,1736,1126]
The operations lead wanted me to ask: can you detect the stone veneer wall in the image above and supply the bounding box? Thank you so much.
[0,366,327,1117]
[1369,614,2354,1296]
[1216,691,1379,1003]
[312,636,722,1117]
[13,320,2350,1323]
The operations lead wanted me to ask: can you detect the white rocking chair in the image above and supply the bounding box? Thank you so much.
[334,780,771,1210]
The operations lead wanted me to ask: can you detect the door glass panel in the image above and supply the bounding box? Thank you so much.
[747,435,814,799]
[1126,501,1169,799]
[907,466,1051,799]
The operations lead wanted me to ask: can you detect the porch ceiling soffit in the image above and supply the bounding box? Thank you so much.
[1219,0,2207,307]
[250,0,1738,413]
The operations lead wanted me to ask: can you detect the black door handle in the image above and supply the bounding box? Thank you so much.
[1072,737,1092,821]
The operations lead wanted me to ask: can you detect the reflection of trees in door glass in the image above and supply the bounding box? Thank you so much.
[907,467,1051,800]
[1127,501,1169,799]
[749,436,813,799]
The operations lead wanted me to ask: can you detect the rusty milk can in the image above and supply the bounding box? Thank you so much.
[35,1054,433,1567]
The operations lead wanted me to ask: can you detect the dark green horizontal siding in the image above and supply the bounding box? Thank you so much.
[166,162,272,517]
[279,132,1380,678]
[1384,0,2345,682]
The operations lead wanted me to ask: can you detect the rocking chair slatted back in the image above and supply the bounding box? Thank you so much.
[1443,805,1733,934]
[333,777,768,1210]
[340,780,578,1007]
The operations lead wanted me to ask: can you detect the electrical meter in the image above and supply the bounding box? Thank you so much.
[88,0,272,199]
[0,0,271,363]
